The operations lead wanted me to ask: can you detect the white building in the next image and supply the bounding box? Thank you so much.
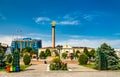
[115,49,120,58]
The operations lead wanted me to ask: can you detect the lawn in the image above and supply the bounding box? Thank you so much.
[20,64,30,71]
[0,68,6,72]
[81,63,95,69]
[0,64,30,72]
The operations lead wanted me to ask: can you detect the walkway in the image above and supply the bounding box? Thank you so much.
[0,64,120,77]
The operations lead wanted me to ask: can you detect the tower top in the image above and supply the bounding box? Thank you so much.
[51,21,56,26]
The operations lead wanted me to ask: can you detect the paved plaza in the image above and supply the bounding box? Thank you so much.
[0,64,120,77]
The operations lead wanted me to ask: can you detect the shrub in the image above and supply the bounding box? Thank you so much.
[45,48,51,57]
[54,50,59,56]
[62,52,67,59]
[39,51,46,59]
[49,57,67,70]
[6,54,12,64]
[51,57,61,63]
[78,54,88,65]
[23,54,31,65]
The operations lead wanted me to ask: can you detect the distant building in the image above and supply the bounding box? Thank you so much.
[0,43,8,52]
[11,38,42,54]
[115,49,120,58]
[38,44,93,57]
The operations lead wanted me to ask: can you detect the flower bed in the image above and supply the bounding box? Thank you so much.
[49,57,68,70]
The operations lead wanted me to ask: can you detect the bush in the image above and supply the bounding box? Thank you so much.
[45,48,51,57]
[62,52,67,59]
[49,57,67,70]
[53,50,59,56]
[39,51,46,59]
[23,54,31,65]
[6,54,12,64]
[51,57,61,63]
[78,54,88,65]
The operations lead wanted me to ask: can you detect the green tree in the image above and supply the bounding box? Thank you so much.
[22,47,36,57]
[54,50,59,56]
[23,54,31,65]
[83,47,89,57]
[6,54,12,64]
[78,54,88,65]
[0,47,4,57]
[95,43,119,70]
[75,50,80,58]
[12,49,20,67]
[45,48,51,57]
[62,52,67,59]
[89,49,96,59]
[39,51,46,59]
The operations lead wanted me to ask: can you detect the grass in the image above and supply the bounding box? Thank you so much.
[0,68,6,72]
[80,63,95,69]
[0,64,30,72]
[20,64,31,71]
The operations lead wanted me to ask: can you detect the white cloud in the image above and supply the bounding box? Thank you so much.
[27,33,51,38]
[0,35,22,46]
[114,33,120,36]
[56,39,120,49]
[34,17,50,24]
[58,20,80,25]
[0,35,120,49]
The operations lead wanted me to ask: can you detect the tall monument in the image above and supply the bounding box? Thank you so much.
[51,21,56,48]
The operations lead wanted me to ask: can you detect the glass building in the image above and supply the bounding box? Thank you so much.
[11,38,42,54]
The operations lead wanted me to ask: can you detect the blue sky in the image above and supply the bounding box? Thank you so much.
[0,0,120,48]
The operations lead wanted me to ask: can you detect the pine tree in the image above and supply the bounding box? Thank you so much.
[95,43,119,70]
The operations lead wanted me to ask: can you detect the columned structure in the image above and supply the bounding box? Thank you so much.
[51,21,56,48]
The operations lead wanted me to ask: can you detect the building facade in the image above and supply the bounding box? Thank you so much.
[38,44,93,57]
[11,38,42,54]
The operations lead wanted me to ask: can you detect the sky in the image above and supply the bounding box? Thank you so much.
[0,0,120,48]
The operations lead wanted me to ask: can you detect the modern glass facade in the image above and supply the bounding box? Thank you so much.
[11,38,42,54]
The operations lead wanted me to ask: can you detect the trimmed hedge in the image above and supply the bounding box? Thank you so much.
[78,54,88,65]
[23,54,31,65]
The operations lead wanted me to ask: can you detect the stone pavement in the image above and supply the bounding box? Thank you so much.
[0,64,120,77]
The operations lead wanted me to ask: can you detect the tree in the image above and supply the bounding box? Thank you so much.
[75,50,80,58]
[30,49,36,56]
[95,43,119,70]
[83,47,89,57]
[45,48,51,57]
[54,50,59,56]
[89,49,96,59]
[23,54,31,65]
[12,49,20,67]
[0,46,6,69]
[0,47,4,57]
[6,54,12,64]
[78,54,88,65]
[62,52,67,59]
[22,47,36,57]
[39,51,46,59]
